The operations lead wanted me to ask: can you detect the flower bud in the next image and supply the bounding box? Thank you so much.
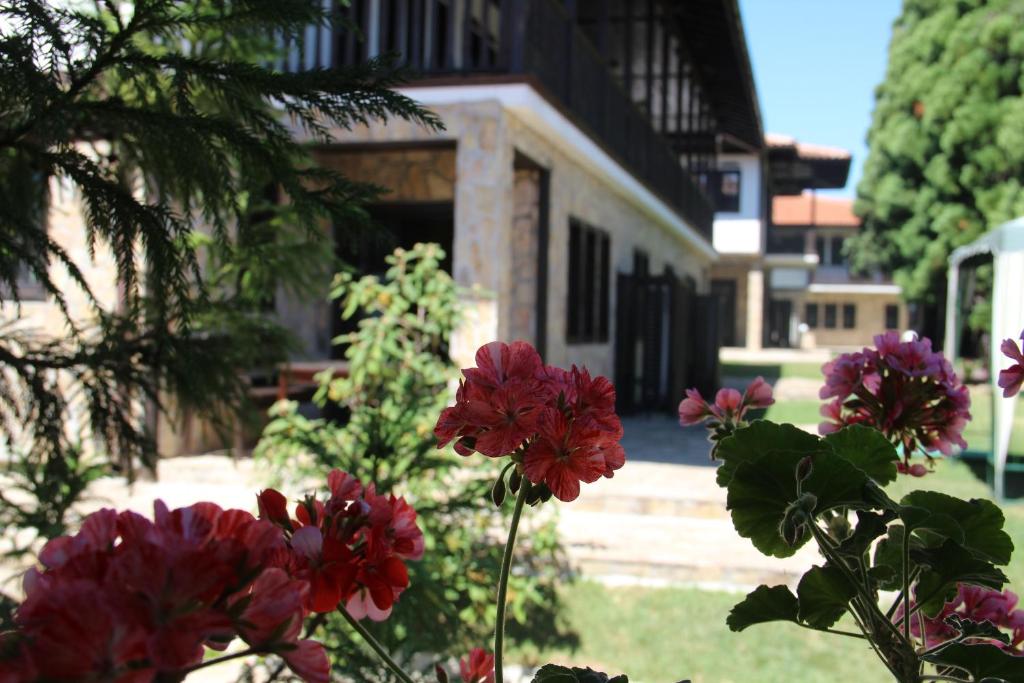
[795,455,814,485]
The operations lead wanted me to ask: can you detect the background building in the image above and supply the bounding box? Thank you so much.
[710,133,904,350]
[276,0,764,413]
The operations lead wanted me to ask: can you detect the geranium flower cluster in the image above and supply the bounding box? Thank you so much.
[0,502,328,683]
[893,585,1024,653]
[999,330,1024,398]
[818,332,971,474]
[677,378,775,458]
[257,469,424,620]
[0,470,423,683]
[434,341,624,502]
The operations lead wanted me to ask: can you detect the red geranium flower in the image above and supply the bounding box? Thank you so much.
[523,408,608,502]
[460,647,496,683]
[290,526,359,613]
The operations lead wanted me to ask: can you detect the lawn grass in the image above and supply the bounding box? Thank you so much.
[512,581,889,683]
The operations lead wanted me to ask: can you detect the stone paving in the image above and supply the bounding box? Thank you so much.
[559,415,821,592]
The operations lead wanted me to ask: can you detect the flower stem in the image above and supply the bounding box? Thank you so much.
[494,480,530,683]
[339,606,416,683]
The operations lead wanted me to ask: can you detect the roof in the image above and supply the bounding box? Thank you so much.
[773,192,860,228]
[765,133,851,161]
[670,0,763,150]
[767,133,852,193]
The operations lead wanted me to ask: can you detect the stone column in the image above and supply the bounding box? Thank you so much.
[746,267,764,350]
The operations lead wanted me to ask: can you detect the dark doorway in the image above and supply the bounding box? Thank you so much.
[766,299,793,348]
[332,201,454,358]
[711,279,737,347]
[615,270,719,414]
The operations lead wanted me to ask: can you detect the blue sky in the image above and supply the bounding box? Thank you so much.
[737,0,902,197]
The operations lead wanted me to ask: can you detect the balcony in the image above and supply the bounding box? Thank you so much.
[279,0,733,242]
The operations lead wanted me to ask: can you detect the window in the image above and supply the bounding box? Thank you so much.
[714,169,741,213]
[824,303,837,329]
[885,304,900,330]
[815,236,827,262]
[843,303,856,329]
[567,218,610,343]
[832,237,848,266]
[805,303,819,329]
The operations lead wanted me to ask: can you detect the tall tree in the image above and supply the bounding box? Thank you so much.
[0,0,440,542]
[851,0,1024,340]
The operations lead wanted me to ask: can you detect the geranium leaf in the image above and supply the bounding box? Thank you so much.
[726,584,799,632]
[922,642,1024,682]
[715,421,822,487]
[532,665,577,683]
[531,665,629,683]
[900,492,1013,565]
[836,510,897,559]
[727,450,873,557]
[797,564,858,629]
[944,614,1011,645]
[912,540,1008,616]
[823,425,900,484]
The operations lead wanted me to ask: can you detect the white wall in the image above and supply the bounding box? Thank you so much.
[712,153,764,255]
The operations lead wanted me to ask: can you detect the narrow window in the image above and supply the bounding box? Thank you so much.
[824,303,837,329]
[805,303,818,329]
[843,303,856,329]
[567,218,611,343]
[885,304,900,330]
[715,169,741,213]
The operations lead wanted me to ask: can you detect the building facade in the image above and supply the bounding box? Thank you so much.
[277,0,764,413]
[710,133,905,350]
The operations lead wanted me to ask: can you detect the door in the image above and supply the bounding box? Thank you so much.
[766,299,793,348]
[710,279,737,347]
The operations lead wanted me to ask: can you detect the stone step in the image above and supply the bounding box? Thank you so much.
[557,508,821,591]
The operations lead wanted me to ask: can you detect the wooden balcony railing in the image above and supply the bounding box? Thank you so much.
[281,0,715,242]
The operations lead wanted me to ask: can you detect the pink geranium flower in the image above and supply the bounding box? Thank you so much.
[818,333,970,474]
[998,333,1024,398]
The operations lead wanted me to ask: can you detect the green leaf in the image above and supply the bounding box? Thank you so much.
[912,540,1008,616]
[531,664,629,683]
[532,665,577,683]
[823,425,899,485]
[873,524,915,592]
[900,492,1013,565]
[944,614,1011,645]
[923,642,1024,682]
[726,449,873,557]
[715,421,823,487]
[797,564,858,629]
[726,585,800,632]
[836,509,897,559]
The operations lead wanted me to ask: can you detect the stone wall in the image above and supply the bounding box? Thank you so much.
[508,168,541,344]
[504,111,712,378]
[313,145,456,202]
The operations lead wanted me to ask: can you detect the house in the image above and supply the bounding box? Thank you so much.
[274,0,764,414]
[766,191,904,349]
[710,133,905,350]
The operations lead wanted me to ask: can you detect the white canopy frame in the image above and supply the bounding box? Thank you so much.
[944,218,1024,500]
